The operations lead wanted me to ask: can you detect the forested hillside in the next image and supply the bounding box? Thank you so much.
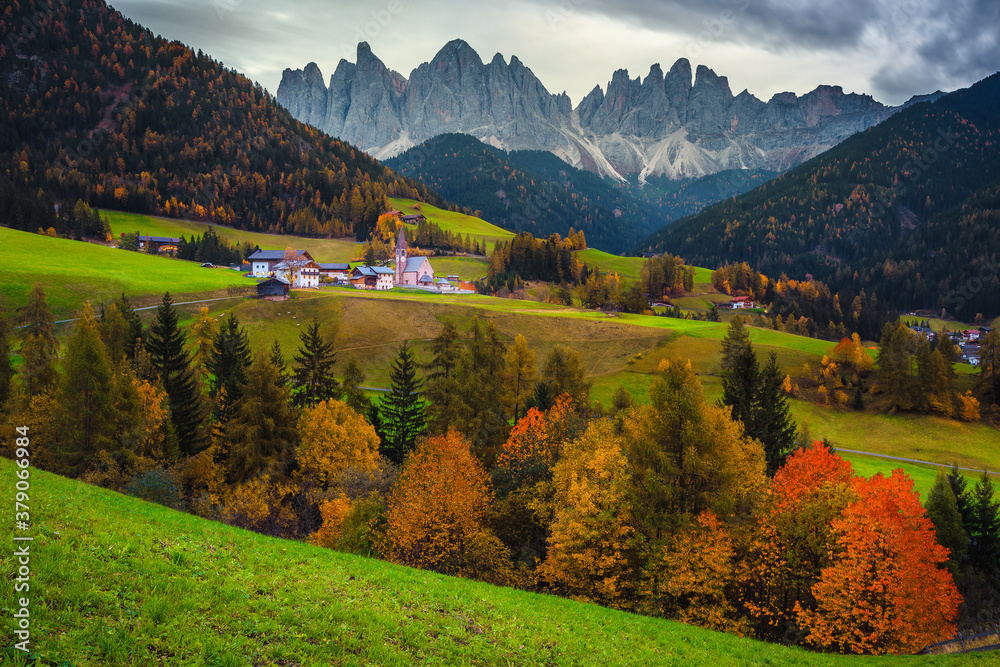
[0,0,443,241]
[386,133,657,253]
[641,73,1000,321]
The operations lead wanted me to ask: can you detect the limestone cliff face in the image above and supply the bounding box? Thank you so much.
[277,40,896,180]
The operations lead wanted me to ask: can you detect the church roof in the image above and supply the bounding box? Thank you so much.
[403,256,428,273]
[418,273,434,284]
[396,227,407,251]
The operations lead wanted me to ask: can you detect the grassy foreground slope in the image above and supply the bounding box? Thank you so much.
[0,227,255,319]
[0,459,981,666]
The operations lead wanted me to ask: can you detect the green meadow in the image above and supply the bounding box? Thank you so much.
[104,210,361,264]
[388,197,515,248]
[0,458,983,666]
[0,227,255,319]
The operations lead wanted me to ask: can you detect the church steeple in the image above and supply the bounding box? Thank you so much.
[395,226,407,285]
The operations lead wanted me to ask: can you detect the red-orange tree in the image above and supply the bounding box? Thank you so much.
[735,442,857,642]
[797,470,961,654]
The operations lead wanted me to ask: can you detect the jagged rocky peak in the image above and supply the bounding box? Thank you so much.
[277,40,899,179]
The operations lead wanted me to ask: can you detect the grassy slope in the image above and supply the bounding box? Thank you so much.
[0,227,255,319]
[575,248,714,285]
[0,458,981,666]
[105,210,361,264]
[388,197,515,248]
[214,289,999,485]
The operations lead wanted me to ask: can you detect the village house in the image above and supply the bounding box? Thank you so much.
[351,265,394,290]
[394,228,435,287]
[317,262,352,283]
[720,296,755,309]
[124,234,181,253]
[256,277,290,301]
[247,249,314,278]
[274,259,321,288]
[401,213,426,225]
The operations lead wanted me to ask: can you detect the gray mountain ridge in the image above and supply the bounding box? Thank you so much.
[277,39,906,181]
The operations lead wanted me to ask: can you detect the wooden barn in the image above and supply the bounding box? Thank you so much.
[256,277,290,300]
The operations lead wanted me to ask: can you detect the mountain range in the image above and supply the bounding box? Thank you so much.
[278,40,914,181]
[640,73,1000,320]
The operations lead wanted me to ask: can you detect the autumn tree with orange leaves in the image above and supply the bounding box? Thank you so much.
[797,470,961,654]
[383,430,513,583]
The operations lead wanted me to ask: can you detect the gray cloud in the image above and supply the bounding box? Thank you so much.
[109,0,999,106]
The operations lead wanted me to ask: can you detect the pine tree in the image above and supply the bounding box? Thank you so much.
[947,463,973,527]
[209,313,252,421]
[926,470,969,573]
[225,353,298,483]
[720,315,751,374]
[111,293,145,361]
[16,285,59,398]
[269,339,288,387]
[721,343,759,435]
[967,471,1000,574]
[424,321,462,433]
[543,345,590,408]
[380,342,425,465]
[755,351,797,475]
[0,307,15,413]
[146,292,206,455]
[341,357,369,414]
[877,320,916,411]
[292,317,339,408]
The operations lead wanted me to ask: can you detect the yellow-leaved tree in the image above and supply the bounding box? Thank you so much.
[296,399,380,489]
[538,419,636,608]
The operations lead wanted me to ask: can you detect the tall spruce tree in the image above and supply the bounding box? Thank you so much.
[292,317,339,408]
[146,292,206,455]
[60,301,115,474]
[967,471,1000,574]
[721,343,759,433]
[424,321,463,434]
[16,285,59,398]
[225,353,298,483]
[209,313,252,422]
[947,463,973,527]
[720,315,751,374]
[380,342,425,465]
[926,470,970,574]
[877,320,917,411]
[755,351,797,475]
[341,357,370,414]
[269,339,288,387]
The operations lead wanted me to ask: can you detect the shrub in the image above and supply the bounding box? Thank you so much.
[123,467,183,510]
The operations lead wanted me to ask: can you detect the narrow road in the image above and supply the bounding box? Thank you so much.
[837,448,997,475]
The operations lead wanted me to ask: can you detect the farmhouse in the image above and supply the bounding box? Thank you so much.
[123,234,181,253]
[401,213,426,224]
[274,259,320,288]
[247,249,314,278]
[394,228,435,287]
[256,277,290,300]
[720,296,755,309]
[351,265,394,290]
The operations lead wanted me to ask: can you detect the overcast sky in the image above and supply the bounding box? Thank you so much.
[110,0,1000,106]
